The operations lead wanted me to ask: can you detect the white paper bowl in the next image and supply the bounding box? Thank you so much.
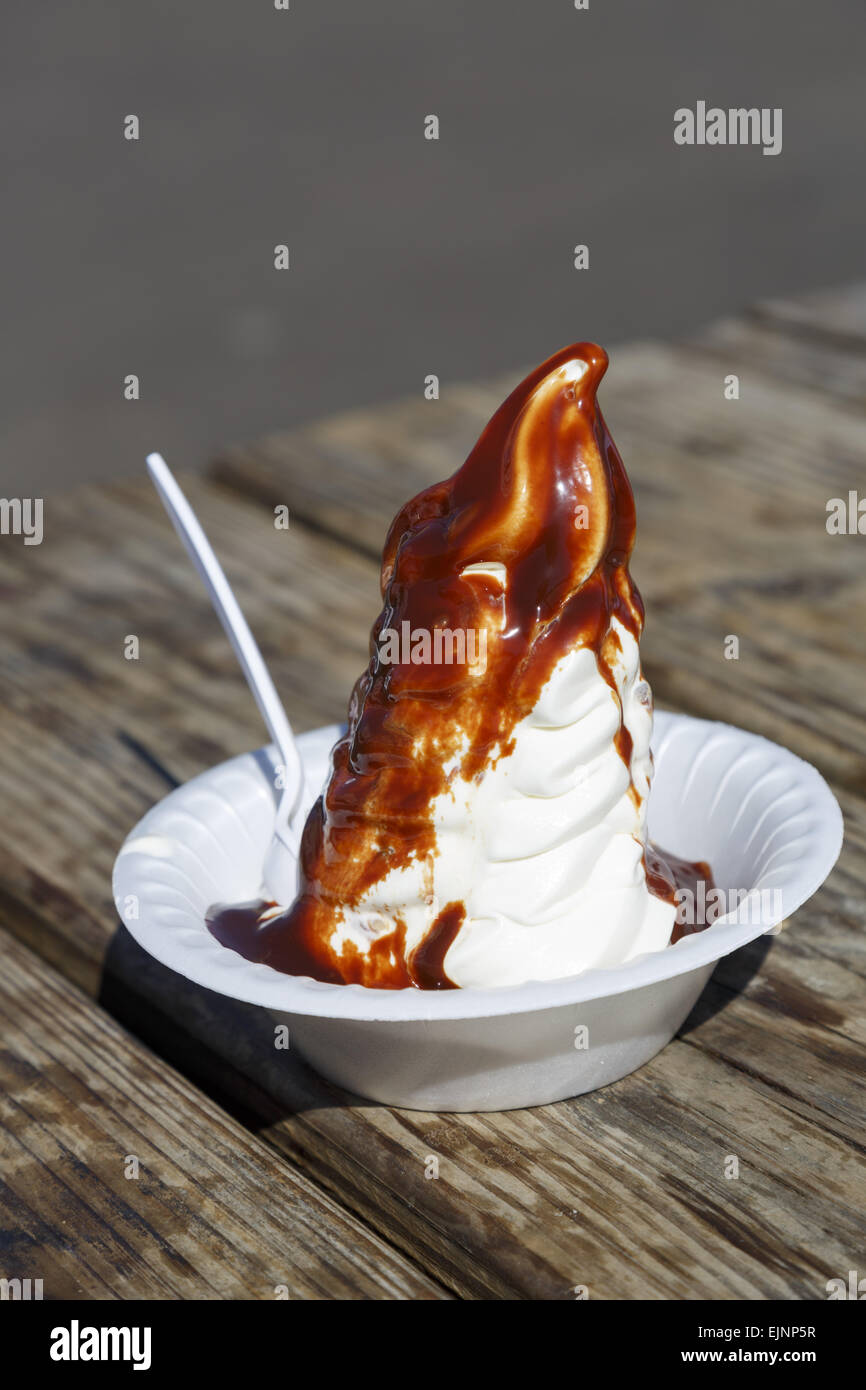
[112,713,842,1111]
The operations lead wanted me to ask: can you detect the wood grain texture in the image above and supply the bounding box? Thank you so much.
[685,281,866,407]
[753,281,866,343]
[0,928,448,1300]
[1,290,864,1299]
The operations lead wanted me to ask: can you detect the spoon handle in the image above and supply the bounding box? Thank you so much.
[146,453,303,821]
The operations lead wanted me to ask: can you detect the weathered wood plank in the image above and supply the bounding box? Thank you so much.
[754,281,866,344]
[0,928,449,1300]
[687,315,866,406]
[684,280,866,405]
[0,478,381,771]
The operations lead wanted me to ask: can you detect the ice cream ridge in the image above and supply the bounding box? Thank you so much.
[208,343,711,989]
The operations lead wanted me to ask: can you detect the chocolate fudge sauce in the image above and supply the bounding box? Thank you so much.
[207,344,711,988]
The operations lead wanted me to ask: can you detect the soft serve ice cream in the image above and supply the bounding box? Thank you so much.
[208,343,710,988]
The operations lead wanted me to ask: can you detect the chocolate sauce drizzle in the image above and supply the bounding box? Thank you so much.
[208,343,711,987]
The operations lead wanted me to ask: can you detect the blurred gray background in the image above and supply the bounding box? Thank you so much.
[2,0,864,494]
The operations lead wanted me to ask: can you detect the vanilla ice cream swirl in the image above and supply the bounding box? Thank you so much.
[209,344,684,988]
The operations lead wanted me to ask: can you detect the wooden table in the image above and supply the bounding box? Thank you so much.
[1,285,864,1300]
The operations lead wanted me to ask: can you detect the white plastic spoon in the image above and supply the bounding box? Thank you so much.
[146,453,304,861]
